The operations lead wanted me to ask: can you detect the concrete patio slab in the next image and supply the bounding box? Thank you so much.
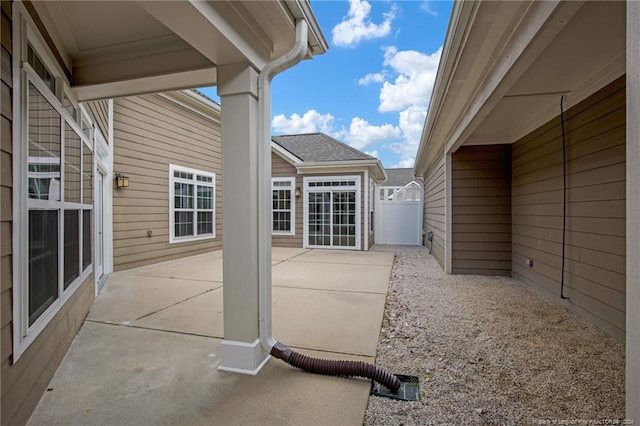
[132,252,224,282]
[28,322,372,426]
[290,249,394,266]
[272,287,386,357]
[133,287,224,338]
[272,247,309,261]
[273,261,392,294]
[29,248,392,425]
[88,274,219,324]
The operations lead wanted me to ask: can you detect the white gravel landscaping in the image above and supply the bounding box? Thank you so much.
[365,245,625,425]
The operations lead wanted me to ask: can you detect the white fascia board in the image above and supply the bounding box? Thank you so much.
[296,160,386,181]
[414,0,474,178]
[271,141,303,165]
[159,90,221,123]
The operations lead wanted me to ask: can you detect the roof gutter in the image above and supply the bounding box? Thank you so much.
[285,0,329,56]
[413,1,474,178]
[296,159,387,181]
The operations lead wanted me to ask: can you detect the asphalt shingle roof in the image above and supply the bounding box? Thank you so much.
[383,168,417,186]
[272,133,376,162]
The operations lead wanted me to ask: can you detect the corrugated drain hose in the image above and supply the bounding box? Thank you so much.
[271,341,401,392]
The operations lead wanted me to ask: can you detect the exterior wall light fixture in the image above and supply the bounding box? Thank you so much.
[295,187,302,197]
[115,173,129,188]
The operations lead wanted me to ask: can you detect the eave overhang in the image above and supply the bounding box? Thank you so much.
[413,0,626,178]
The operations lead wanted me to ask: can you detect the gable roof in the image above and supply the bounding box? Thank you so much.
[272,133,375,162]
[383,168,418,187]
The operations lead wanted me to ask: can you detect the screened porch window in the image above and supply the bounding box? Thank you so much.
[26,81,93,327]
[169,165,215,243]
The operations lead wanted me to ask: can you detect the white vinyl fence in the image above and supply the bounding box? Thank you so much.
[375,184,423,245]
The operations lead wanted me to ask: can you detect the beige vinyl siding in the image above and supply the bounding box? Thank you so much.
[1,0,13,373]
[1,275,94,426]
[1,3,95,424]
[84,100,109,141]
[451,145,511,276]
[423,151,446,268]
[271,152,303,248]
[512,76,626,341]
[112,94,222,271]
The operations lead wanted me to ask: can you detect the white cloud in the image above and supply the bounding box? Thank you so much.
[273,44,442,167]
[365,150,379,159]
[272,110,335,135]
[379,46,442,112]
[357,72,387,86]
[420,1,438,16]
[332,0,396,48]
[339,117,402,150]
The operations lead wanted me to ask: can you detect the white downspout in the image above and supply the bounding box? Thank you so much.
[258,20,309,352]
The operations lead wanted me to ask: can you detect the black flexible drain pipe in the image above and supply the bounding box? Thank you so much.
[271,341,402,392]
[560,96,569,300]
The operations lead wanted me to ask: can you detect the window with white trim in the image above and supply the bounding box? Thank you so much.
[169,165,215,243]
[272,178,295,235]
[14,21,95,360]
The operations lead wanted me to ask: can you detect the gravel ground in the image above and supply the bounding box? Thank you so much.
[365,245,625,426]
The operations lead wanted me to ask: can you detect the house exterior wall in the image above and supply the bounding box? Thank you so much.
[85,100,109,142]
[1,3,97,424]
[512,76,626,341]
[270,152,367,250]
[271,151,303,248]
[1,0,14,373]
[112,94,222,271]
[451,145,512,276]
[422,150,446,268]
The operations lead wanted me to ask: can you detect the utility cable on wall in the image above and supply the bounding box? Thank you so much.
[560,96,569,300]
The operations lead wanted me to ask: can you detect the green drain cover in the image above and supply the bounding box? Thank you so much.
[370,375,420,401]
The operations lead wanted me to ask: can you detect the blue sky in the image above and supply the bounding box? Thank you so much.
[200,0,452,168]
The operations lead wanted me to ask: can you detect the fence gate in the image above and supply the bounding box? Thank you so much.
[375,184,423,245]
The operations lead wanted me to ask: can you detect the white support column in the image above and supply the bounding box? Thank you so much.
[626,0,640,422]
[217,63,270,374]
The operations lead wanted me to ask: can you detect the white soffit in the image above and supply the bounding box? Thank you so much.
[464,1,626,147]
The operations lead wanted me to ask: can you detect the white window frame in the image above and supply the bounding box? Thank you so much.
[169,164,216,243]
[271,177,295,236]
[303,175,361,250]
[12,7,95,361]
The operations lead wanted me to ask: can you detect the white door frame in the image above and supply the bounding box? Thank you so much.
[303,175,361,250]
[93,121,113,295]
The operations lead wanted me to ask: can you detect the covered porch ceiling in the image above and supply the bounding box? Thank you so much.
[415,1,626,175]
[31,0,327,101]
[465,0,626,148]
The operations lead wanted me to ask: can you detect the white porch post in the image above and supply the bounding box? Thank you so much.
[627,0,640,421]
[217,63,270,374]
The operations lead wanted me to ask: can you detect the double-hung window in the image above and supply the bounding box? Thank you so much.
[169,165,215,243]
[272,178,295,235]
[14,33,94,359]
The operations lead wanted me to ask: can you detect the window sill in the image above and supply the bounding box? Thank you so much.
[169,234,216,244]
